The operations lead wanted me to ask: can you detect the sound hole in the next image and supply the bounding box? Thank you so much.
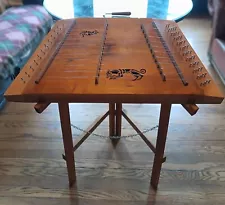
[80,30,99,37]
[106,68,146,81]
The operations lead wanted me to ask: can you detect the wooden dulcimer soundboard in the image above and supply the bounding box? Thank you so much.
[5,18,224,105]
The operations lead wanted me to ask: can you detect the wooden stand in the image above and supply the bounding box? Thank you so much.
[151,103,171,189]
[58,103,76,187]
[58,103,171,189]
[109,103,122,137]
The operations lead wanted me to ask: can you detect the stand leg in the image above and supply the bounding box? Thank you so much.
[109,103,115,136]
[151,103,171,190]
[58,103,76,187]
[116,103,122,136]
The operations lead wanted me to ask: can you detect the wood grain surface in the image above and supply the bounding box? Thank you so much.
[1,17,225,205]
[4,18,223,104]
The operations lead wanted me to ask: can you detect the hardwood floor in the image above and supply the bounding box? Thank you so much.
[0,17,225,205]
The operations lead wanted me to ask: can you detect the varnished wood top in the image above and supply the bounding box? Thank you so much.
[5,18,224,104]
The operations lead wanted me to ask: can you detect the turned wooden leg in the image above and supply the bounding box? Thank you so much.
[151,103,171,190]
[116,103,122,136]
[109,103,115,136]
[58,102,76,187]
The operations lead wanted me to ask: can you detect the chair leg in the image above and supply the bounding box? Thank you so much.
[58,102,76,187]
[151,103,171,190]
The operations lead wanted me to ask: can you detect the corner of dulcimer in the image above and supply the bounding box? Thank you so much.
[34,102,50,114]
[181,104,199,116]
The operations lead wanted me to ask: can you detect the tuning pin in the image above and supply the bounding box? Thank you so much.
[183,50,191,56]
[34,60,38,65]
[190,62,194,67]
[25,72,30,78]
[162,74,166,81]
[183,51,188,56]
[200,82,205,86]
[29,65,34,71]
[190,62,197,67]
[20,77,25,83]
[41,49,45,55]
[200,79,211,86]
[171,32,175,36]
[197,73,207,79]
[193,68,199,73]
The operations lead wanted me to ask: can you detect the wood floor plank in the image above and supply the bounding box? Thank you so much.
[1,196,220,205]
[1,172,225,192]
[1,158,225,185]
[1,141,225,160]
[0,185,216,201]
